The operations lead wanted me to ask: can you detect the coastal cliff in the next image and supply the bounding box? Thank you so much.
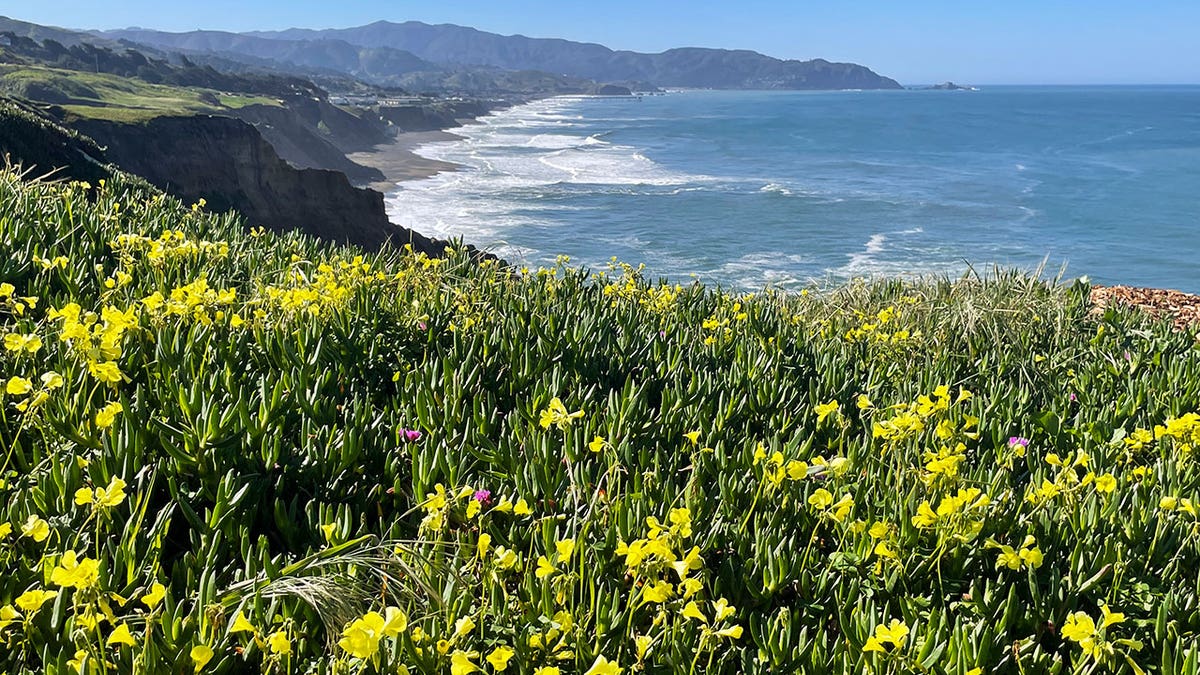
[227,103,385,184]
[72,114,446,253]
[376,99,497,132]
[0,97,111,183]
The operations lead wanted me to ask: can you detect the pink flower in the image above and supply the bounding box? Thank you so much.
[1008,436,1030,451]
[400,428,423,442]
[473,489,492,504]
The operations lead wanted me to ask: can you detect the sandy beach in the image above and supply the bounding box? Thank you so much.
[348,130,463,192]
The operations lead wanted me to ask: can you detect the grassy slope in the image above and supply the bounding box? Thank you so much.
[1,170,1199,673]
[0,64,279,122]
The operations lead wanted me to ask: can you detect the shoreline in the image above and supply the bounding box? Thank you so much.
[348,129,465,192]
[346,96,554,193]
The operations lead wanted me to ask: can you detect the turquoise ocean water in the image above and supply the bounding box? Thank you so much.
[384,87,1200,291]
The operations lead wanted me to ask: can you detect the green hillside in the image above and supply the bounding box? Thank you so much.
[0,64,279,122]
[1,168,1198,674]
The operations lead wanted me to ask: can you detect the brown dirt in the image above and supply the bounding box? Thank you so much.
[1089,285,1200,330]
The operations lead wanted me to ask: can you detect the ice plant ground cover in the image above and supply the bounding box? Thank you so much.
[1,169,1199,674]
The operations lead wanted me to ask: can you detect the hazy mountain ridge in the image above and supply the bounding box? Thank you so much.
[102,29,439,77]
[109,20,901,90]
[247,21,901,89]
[99,27,618,95]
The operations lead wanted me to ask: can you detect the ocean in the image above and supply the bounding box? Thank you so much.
[384,86,1200,292]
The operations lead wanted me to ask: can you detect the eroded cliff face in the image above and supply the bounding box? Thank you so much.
[227,104,385,185]
[71,115,451,254]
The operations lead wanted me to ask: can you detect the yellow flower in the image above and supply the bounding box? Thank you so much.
[1100,603,1125,628]
[1017,536,1044,569]
[712,598,736,622]
[88,361,125,385]
[863,636,886,652]
[451,650,481,675]
[555,538,576,561]
[1094,474,1117,494]
[268,631,291,655]
[814,400,840,423]
[51,551,101,589]
[4,333,41,354]
[681,601,708,622]
[634,635,653,661]
[535,555,558,579]
[339,612,386,659]
[191,645,215,672]
[683,431,701,445]
[514,498,533,516]
[642,580,674,603]
[856,394,873,410]
[75,476,127,509]
[107,623,137,647]
[382,606,408,636]
[230,610,257,634]
[486,645,515,671]
[584,655,623,675]
[141,582,167,609]
[874,619,909,648]
[21,515,50,542]
[0,523,11,538]
[477,533,492,559]
[830,496,854,523]
[808,488,834,510]
[493,546,519,569]
[911,501,938,528]
[95,402,124,429]
[41,371,64,389]
[424,484,448,511]
[715,625,743,639]
[589,435,607,452]
[0,605,20,631]
[996,545,1022,571]
[455,616,477,638]
[1061,611,1096,643]
[534,669,561,675]
[6,376,32,396]
[786,460,809,480]
[539,397,584,430]
[15,588,57,612]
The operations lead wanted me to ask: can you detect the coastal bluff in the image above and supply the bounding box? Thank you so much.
[71,114,448,254]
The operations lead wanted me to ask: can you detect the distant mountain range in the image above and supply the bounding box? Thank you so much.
[100,20,902,91]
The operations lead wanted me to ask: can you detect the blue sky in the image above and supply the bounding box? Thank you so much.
[5,1,1198,84]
